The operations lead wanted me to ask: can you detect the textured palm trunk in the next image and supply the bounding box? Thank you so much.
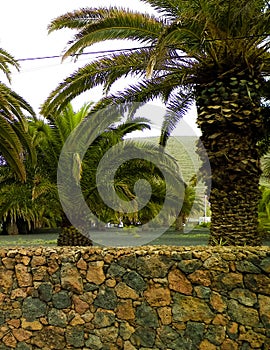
[196,69,263,246]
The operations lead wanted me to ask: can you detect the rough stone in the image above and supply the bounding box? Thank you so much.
[136,256,173,278]
[48,309,67,327]
[116,299,135,320]
[2,333,17,348]
[86,261,106,285]
[65,326,84,348]
[244,274,270,295]
[205,325,226,346]
[239,329,266,348]
[227,300,260,327]
[131,326,156,348]
[38,283,53,302]
[12,329,32,342]
[85,334,103,349]
[123,271,147,293]
[52,291,71,309]
[93,309,115,328]
[157,307,172,325]
[135,302,159,328]
[168,268,193,295]
[229,288,257,306]
[94,286,117,310]
[15,265,33,288]
[188,269,211,286]
[73,295,89,314]
[235,260,261,273]
[0,267,14,292]
[259,256,270,273]
[119,322,135,340]
[173,295,214,323]
[31,326,65,349]
[115,282,139,299]
[22,297,47,322]
[94,326,118,343]
[144,285,171,306]
[178,259,203,273]
[61,263,83,294]
[258,294,270,328]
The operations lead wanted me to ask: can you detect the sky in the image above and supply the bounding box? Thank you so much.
[0,0,199,136]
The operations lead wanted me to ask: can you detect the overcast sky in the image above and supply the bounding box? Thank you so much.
[0,0,198,136]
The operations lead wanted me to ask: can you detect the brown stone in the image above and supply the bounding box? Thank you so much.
[21,319,42,330]
[8,319,20,328]
[228,300,260,327]
[226,322,238,339]
[258,294,270,327]
[189,270,211,286]
[0,267,14,292]
[106,278,117,287]
[212,314,228,326]
[220,273,243,290]
[239,329,266,348]
[12,328,32,342]
[11,288,27,300]
[21,256,31,266]
[124,341,137,350]
[157,306,172,325]
[2,333,17,348]
[116,299,135,320]
[73,295,89,314]
[77,258,87,270]
[32,266,48,281]
[144,285,171,306]
[168,268,193,295]
[115,282,139,299]
[70,314,85,326]
[31,255,46,267]
[173,295,214,323]
[15,264,33,287]
[221,339,238,350]
[2,257,16,269]
[244,274,270,295]
[203,255,229,272]
[210,292,227,312]
[86,261,106,285]
[199,339,216,350]
[61,263,83,294]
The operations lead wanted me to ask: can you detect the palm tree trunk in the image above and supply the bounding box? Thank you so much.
[196,70,263,246]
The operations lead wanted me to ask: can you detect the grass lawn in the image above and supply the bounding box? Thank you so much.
[0,227,269,247]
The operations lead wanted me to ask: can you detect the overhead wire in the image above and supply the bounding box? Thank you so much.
[16,32,270,63]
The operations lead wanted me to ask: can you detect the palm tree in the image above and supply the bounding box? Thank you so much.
[0,48,36,181]
[41,1,270,246]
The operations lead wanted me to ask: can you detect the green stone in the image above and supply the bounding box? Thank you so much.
[85,334,102,349]
[123,271,146,293]
[131,326,156,348]
[136,303,158,328]
[52,291,71,309]
[16,342,32,350]
[66,326,84,348]
[185,322,205,346]
[93,287,117,310]
[93,310,115,328]
[22,297,47,321]
[107,262,126,278]
[38,283,53,302]
[48,308,67,327]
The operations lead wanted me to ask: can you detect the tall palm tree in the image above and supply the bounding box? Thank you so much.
[0,48,36,181]
[41,1,270,246]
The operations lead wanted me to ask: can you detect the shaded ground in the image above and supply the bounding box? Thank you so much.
[0,227,269,246]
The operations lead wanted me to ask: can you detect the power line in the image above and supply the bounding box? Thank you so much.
[16,32,270,63]
[17,46,151,62]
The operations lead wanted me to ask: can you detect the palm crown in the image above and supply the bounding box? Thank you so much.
[42,0,270,245]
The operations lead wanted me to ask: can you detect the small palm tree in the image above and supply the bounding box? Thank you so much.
[0,48,35,181]
[42,1,270,245]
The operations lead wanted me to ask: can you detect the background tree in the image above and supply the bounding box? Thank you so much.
[42,0,270,246]
[0,48,35,181]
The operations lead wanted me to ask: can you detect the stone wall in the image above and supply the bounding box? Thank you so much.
[0,246,269,349]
